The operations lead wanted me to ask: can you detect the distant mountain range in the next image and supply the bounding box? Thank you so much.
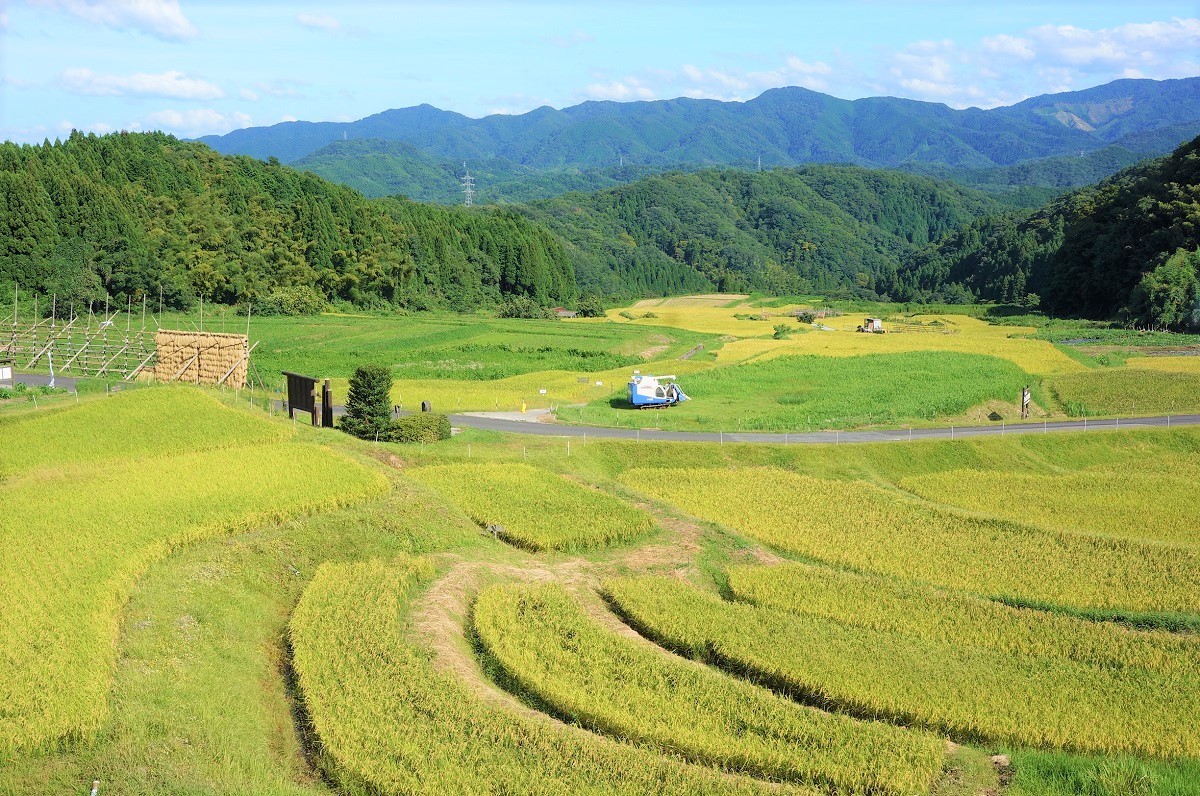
[198,77,1200,203]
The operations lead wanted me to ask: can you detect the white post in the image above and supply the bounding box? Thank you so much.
[567,438,570,457]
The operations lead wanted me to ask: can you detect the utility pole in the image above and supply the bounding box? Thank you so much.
[757,154,762,172]
[461,162,475,207]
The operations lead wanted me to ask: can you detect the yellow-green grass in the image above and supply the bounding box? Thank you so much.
[619,467,1200,616]
[407,463,653,551]
[727,563,1200,676]
[0,431,385,755]
[1047,369,1200,416]
[900,469,1200,547]
[714,314,1083,376]
[290,558,791,795]
[474,582,945,795]
[0,387,287,477]
[605,576,1200,759]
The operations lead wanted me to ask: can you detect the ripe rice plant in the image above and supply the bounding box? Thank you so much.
[473,581,945,795]
[620,467,1200,616]
[727,563,1200,676]
[289,558,796,795]
[900,469,1200,546]
[0,387,287,477]
[407,463,653,551]
[711,313,1082,375]
[0,439,385,755]
[604,576,1200,759]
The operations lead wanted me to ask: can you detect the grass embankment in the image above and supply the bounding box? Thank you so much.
[407,462,653,551]
[1046,369,1200,416]
[604,576,1200,758]
[473,582,945,795]
[0,388,386,756]
[290,558,788,795]
[619,467,1200,618]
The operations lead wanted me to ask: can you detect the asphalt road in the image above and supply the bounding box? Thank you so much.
[447,412,1200,444]
[288,399,1200,444]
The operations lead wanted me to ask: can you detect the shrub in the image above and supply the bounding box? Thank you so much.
[576,295,606,318]
[340,365,394,440]
[389,413,450,443]
[619,311,637,320]
[795,311,816,324]
[772,324,791,340]
[642,311,659,319]
[254,285,329,316]
[496,296,554,319]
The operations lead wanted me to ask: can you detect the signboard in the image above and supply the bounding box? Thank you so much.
[1021,386,1031,419]
[283,371,319,426]
[0,365,12,384]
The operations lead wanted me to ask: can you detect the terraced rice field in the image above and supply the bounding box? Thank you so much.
[0,390,385,755]
[619,467,1200,616]
[899,469,1200,546]
[604,575,1200,758]
[289,558,789,795]
[407,462,654,550]
[474,581,945,794]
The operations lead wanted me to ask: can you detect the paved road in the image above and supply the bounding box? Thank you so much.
[447,412,1200,444]
[288,399,1200,444]
[7,373,78,391]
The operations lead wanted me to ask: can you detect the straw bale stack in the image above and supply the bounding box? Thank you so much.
[151,330,249,388]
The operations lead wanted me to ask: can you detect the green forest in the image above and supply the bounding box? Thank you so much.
[0,132,576,313]
[892,134,1200,325]
[2,129,1197,327]
[522,165,1004,299]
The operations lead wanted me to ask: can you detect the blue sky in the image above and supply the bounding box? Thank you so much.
[2,1,1198,143]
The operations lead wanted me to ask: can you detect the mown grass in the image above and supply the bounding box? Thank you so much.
[570,351,1031,431]
[619,467,1200,617]
[289,557,791,795]
[407,462,654,551]
[474,581,945,795]
[604,576,1200,759]
[0,390,386,756]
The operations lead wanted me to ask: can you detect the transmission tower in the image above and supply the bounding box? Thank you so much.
[461,162,475,207]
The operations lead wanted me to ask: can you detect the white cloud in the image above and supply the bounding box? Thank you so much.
[239,88,259,101]
[31,0,197,41]
[279,114,298,122]
[142,108,252,137]
[59,68,224,100]
[982,34,1034,60]
[296,12,341,33]
[584,79,655,101]
[1027,19,1200,68]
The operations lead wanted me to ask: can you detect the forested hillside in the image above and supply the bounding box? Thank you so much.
[292,139,656,203]
[890,134,1200,325]
[522,166,1003,298]
[0,132,576,311]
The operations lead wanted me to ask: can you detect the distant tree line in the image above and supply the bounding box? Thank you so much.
[889,134,1200,327]
[0,131,575,314]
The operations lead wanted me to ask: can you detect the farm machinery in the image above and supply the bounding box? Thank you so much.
[628,373,690,409]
